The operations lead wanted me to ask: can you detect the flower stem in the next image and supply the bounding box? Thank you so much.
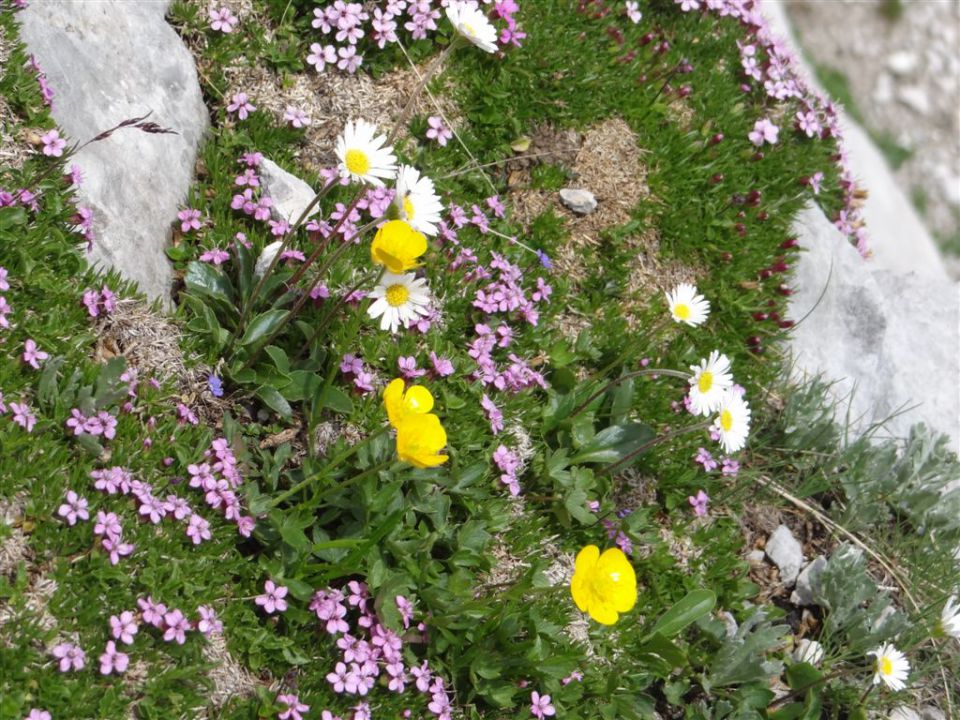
[569,368,690,419]
[603,420,712,476]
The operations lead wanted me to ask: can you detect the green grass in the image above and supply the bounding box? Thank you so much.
[2,1,958,719]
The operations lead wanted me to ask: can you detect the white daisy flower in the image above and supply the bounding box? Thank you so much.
[792,638,824,666]
[666,283,710,326]
[941,595,960,639]
[335,119,398,187]
[688,351,734,416]
[367,272,432,334]
[712,389,751,454]
[445,1,499,53]
[868,643,909,692]
[395,165,444,237]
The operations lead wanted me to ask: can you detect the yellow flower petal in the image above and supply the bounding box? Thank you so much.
[589,601,619,626]
[383,378,435,429]
[396,413,448,468]
[571,574,590,612]
[371,220,427,273]
[383,378,406,428]
[403,385,434,416]
[575,545,600,574]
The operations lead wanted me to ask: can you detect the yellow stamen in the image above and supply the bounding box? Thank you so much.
[403,196,415,220]
[698,371,713,394]
[674,303,690,320]
[720,409,733,432]
[385,284,410,308]
[879,657,893,676]
[345,149,371,177]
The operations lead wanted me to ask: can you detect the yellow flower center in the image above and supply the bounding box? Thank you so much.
[462,21,477,38]
[720,409,733,432]
[345,148,371,177]
[674,303,691,320]
[403,196,415,220]
[698,371,714,394]
[385,283,410,308]
[879,657,893,676]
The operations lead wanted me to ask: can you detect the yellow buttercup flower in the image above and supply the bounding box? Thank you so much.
[371,220,427,274]
[395,413,448,468]
[570,545,637,625]
[383,378,435,429]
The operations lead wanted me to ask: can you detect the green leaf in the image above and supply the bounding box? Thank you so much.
[569,422,654,465]
[648,589,716,638]
[185,261,234,302]
[785,663,822,690]
[316,384,353,414]
[256,385,292,418]
[636,633,687,675]
[264,345,291,374]
[37,356,66,409]
[240,309,289,346]
[0,206,27,230]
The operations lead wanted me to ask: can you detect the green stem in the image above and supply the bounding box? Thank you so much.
[604,420,712,476]
[569,368,691,419]
[269,441,392,509]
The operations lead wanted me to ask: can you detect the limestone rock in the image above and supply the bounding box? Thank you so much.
[788,204,960,452]
[897,85,931,115]
[746,549,766,564]
[790,555,827,606]
[258,159,319,224]
[920,707,946,720]
[559,188,597,215]
[18,0,208,304]
[886,51,918,76]
[765,525,804,586]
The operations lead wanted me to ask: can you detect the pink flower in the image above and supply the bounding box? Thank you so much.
[57,490,89,525]
[277,693,310,720]
[25,710,52,720]
[429,352,454,377]
[110,611,139,644]
[10,401,36,432]
[688,489,710,517]
[255,580,288,614]
[396,595,414,628]
[530,691,556,718]
[480,394,504,434]
[22,339,48,369]
[186,514,212,544]
[0,267,9,291]
[398,356,425,379]
[94,511,122,540]
[307,42,338,72]
[486,195,506,219]
[721,457,740,476]
[102,536,135,565]
[208,6,238,32]
[748,118,780,147]
[51,642,86,672]
[694,447,718,472]
[337,45,362,73]
[178,208,202,232]
[163,609,191,644]
[99,640,129,675]
[197,605,223,635]
[138,596,167,627]
[283,106,311,128]
[226,92,256,120]
[808,171,824,195]
[41,129,67,157]
[426,116,452,146]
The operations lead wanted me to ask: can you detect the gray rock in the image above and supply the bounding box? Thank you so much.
[746,549,766,564]
[889,707,922,720]
[897,85,931,115]
[886,50,918,76]
[255,241,283,278]
[18,1,208,305]
[258,159,319,224]
[765,525,805,586]
[790,556,827,606]
[920,707,946,720]
[872,72,894,104]
[788,204,960,452]
[559,188,597,215]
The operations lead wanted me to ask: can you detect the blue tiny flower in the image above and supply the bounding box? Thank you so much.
[207,374,224,398]
[536,249,553,270]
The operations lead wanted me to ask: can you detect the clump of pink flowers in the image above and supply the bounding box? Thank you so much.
[493,444,521,496]
[209,6,239,32]
[81,285,117,317]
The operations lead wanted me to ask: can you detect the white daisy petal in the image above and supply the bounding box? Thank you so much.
[868,643,910,692]
[395,165,444,236]
[446,1,499,53]
[941,596,960,639]
[712,389,751,454]
[688,351,734,416]
[367,272,433,335]
[336,119,398,186]
[666,282,710,326]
